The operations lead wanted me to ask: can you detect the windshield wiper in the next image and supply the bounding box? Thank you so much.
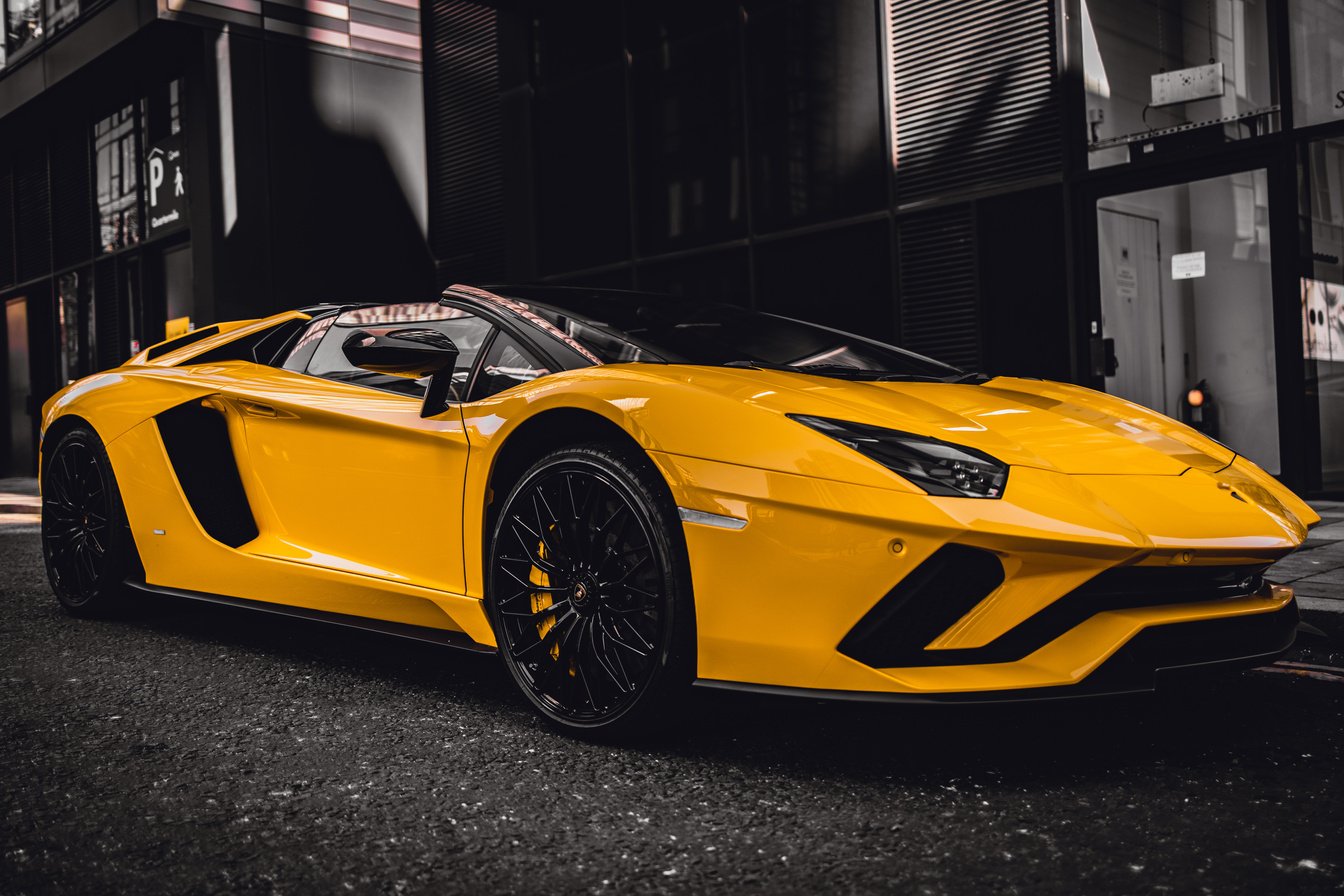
[722,360,946,382]
[722,359,794,372]
[948,371,993,384]
[873,373,949,382]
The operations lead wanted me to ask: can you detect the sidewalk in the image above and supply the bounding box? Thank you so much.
[1265,500,1344,613]
[0,477,38,530]
[2,475,1342,610]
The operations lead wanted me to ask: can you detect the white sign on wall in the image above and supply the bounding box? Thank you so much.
[1171,251,1206,280]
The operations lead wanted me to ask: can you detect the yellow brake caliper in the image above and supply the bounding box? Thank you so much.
[530,536,563,664]
[530,534,577,676]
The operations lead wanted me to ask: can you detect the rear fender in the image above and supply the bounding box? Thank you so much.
[42,369,226,449]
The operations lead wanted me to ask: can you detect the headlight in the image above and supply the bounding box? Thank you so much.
[788,414,1008,498]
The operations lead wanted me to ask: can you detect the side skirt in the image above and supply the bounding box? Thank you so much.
[691,678,1157,705]
[125,580,497,654]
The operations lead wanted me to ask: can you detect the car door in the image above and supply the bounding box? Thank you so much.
[221,303,494,597]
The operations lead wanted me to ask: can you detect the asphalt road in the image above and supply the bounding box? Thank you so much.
[3,523,1344,895]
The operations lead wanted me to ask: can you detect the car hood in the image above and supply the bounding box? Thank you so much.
[722,372,1234,476]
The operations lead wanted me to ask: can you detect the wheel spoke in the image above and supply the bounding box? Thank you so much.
[530,494,567,564]
[605,553,651,588]
[571,474,601,553]
[499,549,561,576]
[498,563,566,594]
[577,616,630,697]
[510,608,576,661]
[73,542,94,590]
[600,613,653,656]
[499,596,571,619]
[573,645,599,712]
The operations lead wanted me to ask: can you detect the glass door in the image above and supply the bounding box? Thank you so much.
[1096,168,1280,474]
[1303,137,1344,490]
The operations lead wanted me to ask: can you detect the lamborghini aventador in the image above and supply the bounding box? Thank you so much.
[39,284,1316,732]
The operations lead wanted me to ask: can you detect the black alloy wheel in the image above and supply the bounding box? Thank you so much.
[42,426,136,616]
[488,444,693,734]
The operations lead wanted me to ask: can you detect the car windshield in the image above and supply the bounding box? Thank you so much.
[474,288,965,381]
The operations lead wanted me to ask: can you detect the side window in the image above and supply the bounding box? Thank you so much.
[291,303,494,401]
[471,331,552,401]
[280,315,335,372]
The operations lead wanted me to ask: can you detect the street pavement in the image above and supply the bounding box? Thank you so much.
[2,477,1343,895]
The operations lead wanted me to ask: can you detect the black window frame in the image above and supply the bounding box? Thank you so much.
[265,300,574,407]
[439,296,594,380]
[465,326,554,403]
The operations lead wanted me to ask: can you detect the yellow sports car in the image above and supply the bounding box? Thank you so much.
[40,284,1316,733]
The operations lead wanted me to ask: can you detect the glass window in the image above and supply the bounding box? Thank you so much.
[629,3,746,254]
[56,271,89,385]
[534,68,631,274]
[753,220,893,340]
[744,0,885,232]
[143,78,184,143]
[471,331,552,400]
[638,246,749,304]
[1096,169,1278,473]
[1302,138,1344,488]
[532,1,623,92]
[281,315,335,373]
[95,106,140,253]
[5,0,42,59]
[1082,0,1276,169]
[44,0,77,36]
[532,4,630,275]
[1288,0,1344,128]
[492,286,961,380]
[292,303,493,401]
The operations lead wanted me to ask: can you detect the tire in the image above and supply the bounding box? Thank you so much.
[487,443,695,736]
[41,425,137,617]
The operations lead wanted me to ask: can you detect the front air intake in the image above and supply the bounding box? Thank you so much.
[838,545,1004,669]
[841,558,1271,670]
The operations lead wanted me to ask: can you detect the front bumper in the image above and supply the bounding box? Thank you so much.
[651,452,1309,699]
[694,598,1300,703]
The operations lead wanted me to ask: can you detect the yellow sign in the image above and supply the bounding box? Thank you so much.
[166,316,192,339]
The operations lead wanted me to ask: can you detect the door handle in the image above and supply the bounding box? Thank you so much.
[239,400,291,418]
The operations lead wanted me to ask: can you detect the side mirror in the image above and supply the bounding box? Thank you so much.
[342,328,461,418]
[341,328,459,379]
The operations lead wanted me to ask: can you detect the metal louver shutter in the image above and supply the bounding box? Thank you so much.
[94,257,124,371]
[424,0,504,282]
[14,145,51,284]
[898,203,979,369]
[50,127,94,271]
[887,0,1060,203]
[0,170,14,289]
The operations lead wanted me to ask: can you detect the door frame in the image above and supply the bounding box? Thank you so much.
[1096,206,1166,412]
[1073,141,1306,491]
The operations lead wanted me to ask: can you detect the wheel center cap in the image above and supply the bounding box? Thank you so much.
[571,581,590,605]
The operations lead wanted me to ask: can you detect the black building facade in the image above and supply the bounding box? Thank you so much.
[423,0,1344,496]
[425,0,1072,385]
[5,0,1344,498]
[0,0,434,475]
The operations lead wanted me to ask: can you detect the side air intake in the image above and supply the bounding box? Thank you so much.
[146,326,220,360]
[155,400,259,548]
